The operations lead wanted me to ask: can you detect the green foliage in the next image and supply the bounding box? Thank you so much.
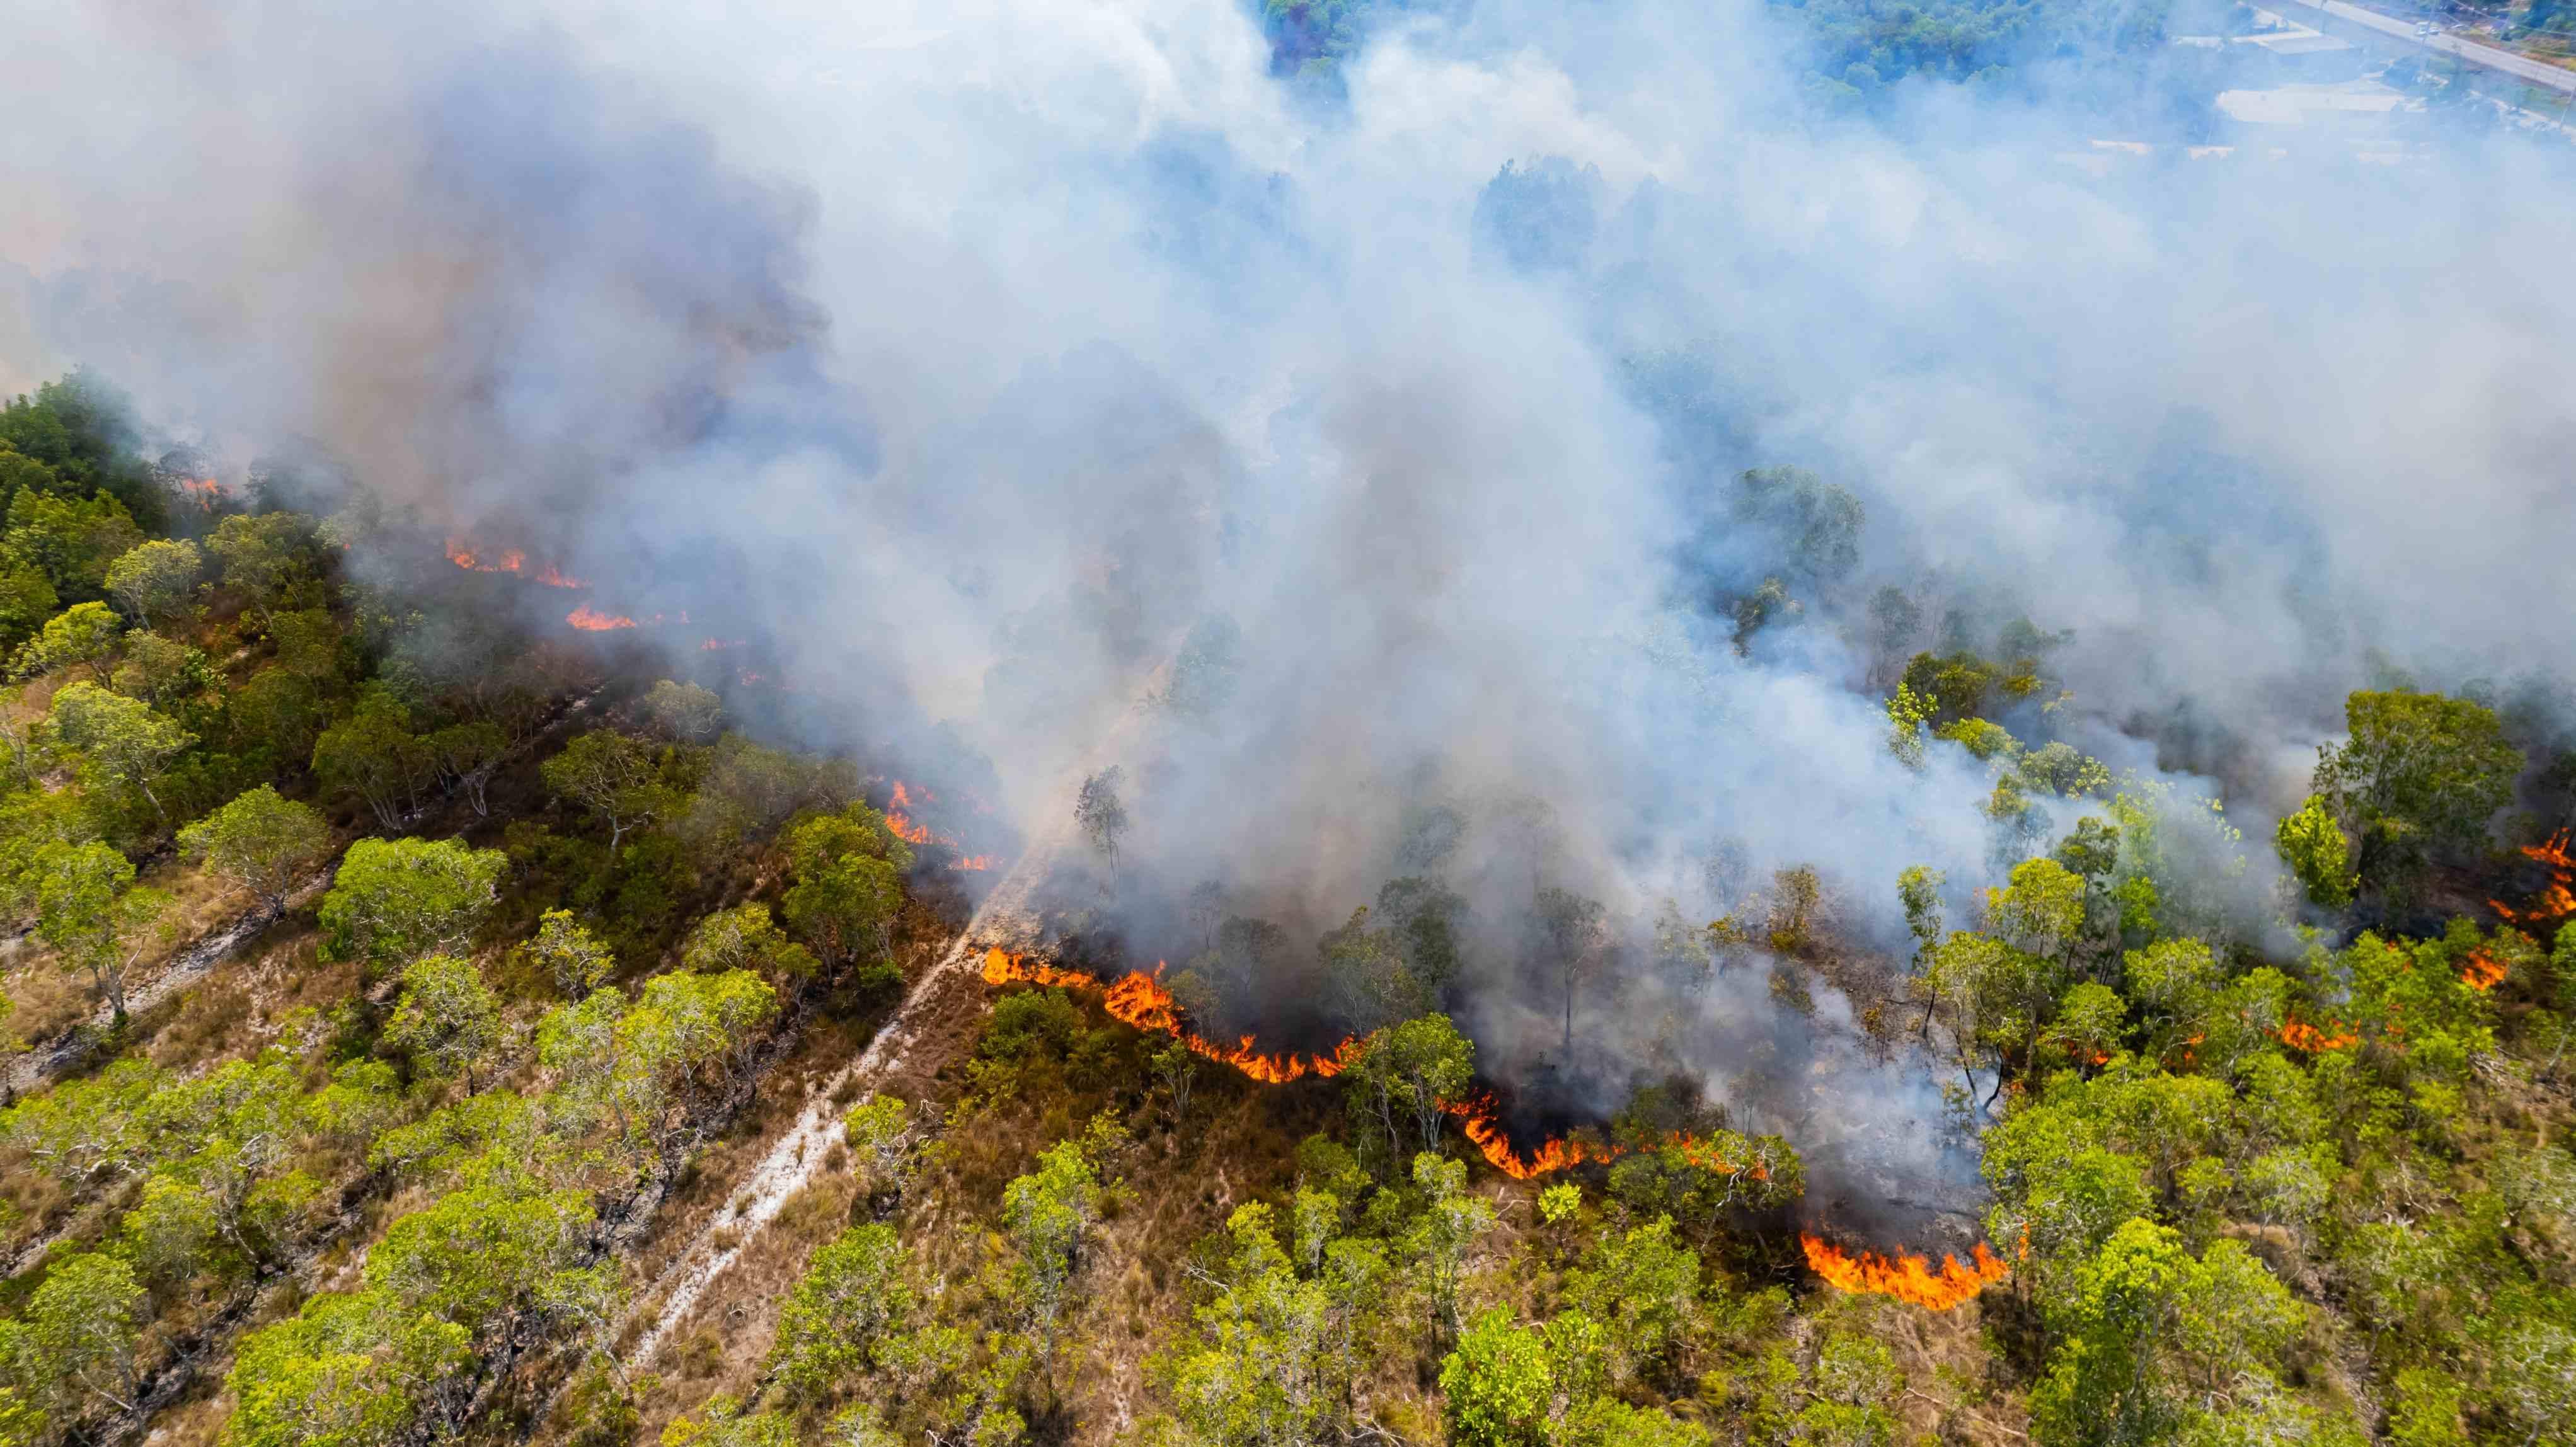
[1005,1131,1110,1388]
[2,491,143,604]
[682,902,816,987]
[180,784,332,911]
[541,730,669,854]
[766,1224,917,1403]
[313,688,432,832]
[2028,1219,2308,1447]
[1734,466,1863,585]
[526,908,616,997]
[383,954,503,1089]
[638,679,723,742]
[224,1288,472,1447]
[1075,766,1129,866]
[316,836,505,968]
[2313,689,2521,900]
[781,804,907,971]
[16,602,120,680]
[1564,1216,1699,1385]
[103,537,200,624]
[2274,794,2355,910]
[1342,1013,1475,1165]
[50,678,193,828]
[1407,1152,1495,1342]
[205,512,321,620]
[32,839,163,1022]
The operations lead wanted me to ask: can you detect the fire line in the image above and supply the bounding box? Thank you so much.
[980,947,2008,1308]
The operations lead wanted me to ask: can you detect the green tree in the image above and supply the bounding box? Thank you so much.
[384,954,503,1090]
[110,630,205,708]
[1004,1136,1103,1390]
[33,840,163,1024]
[179,784,331,915]
[222,1289,471,1447]
[1565,1216,1699,1387]
[1408,1152,1495,1344]
[0,565,57,656]
[2312,689,2520,900]
[639,680,723,742]
[842,1095,913,1194]
[15,602,121,680]
[2,491,142,603]
[682,903,817,987]
[2273,794,2355,910]
[205,512,317,624]
[1438,1308,1616,1447]
[1075,765,1129,866]
[49,678,192,824]
[764,1224,916,1403]
[2028,1218,2304,1447]
[103,537,200,624]
[313,689,431,833]
[1533,886,1607,1057]
[316,837,504,969]
[1343,1014,1475,1163]
[20,1252,144,1416]
[781,806,907,973]
[527,909,616,997]
[424,721,505,818]
[541,731,667,855]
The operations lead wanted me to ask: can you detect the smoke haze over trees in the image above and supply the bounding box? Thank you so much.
[3,1,2576,1443]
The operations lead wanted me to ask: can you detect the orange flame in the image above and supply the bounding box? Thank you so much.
[981,947,2000,1309]
[982,948,1364,1085]
[566,605,637,631]
[2461,949,2507,992]
[448,539,588,588]
[1802,1234,2011,1310]
[2492,831,2576,925]
[980,949,1746,1177]
[2277,1017,2359,1053]
[950,855,995,872]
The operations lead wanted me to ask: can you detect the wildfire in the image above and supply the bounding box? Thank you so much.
[1801,1234,2012,1311]
[980,948,1364,1084]
[950,855,995,872]
[2277,1017,2359,1053]
[2491,832,2575,927]
[177,477,226,509]
[566,605,637,631]
[2461,949,2507,992]
[982,947,2003,1309]
[447,539,587,588]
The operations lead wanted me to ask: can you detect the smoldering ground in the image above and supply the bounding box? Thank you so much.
[6,0,2574,1230]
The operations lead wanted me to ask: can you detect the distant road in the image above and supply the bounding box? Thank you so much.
[2279,0,2576,93]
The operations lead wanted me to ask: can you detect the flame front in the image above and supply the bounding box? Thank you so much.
[566,605,637,631]
[447,539,587,588]
[1802,1234,2010,1310]
[2492,831,2576,926]
[983,949,1364,1085]
[2278,1017,2359,1053]
[981,947,2003,1308]
[2461,949,2507,992]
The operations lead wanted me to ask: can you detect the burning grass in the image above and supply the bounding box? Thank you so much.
[981,947,2008,1308]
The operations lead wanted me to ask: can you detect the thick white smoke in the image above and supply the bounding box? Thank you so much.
[7,0,2573,1227]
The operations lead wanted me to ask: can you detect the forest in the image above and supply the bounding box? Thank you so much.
[0,363,2567,1447]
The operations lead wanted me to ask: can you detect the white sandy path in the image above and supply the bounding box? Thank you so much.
[627,663,1174,1367]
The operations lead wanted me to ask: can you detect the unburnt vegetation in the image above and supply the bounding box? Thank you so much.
[0,367,2572,1447]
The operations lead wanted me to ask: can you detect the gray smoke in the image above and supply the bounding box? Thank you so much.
[9,0,2574,1230]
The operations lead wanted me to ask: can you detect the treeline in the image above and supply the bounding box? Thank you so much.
[0,373,933,1447]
